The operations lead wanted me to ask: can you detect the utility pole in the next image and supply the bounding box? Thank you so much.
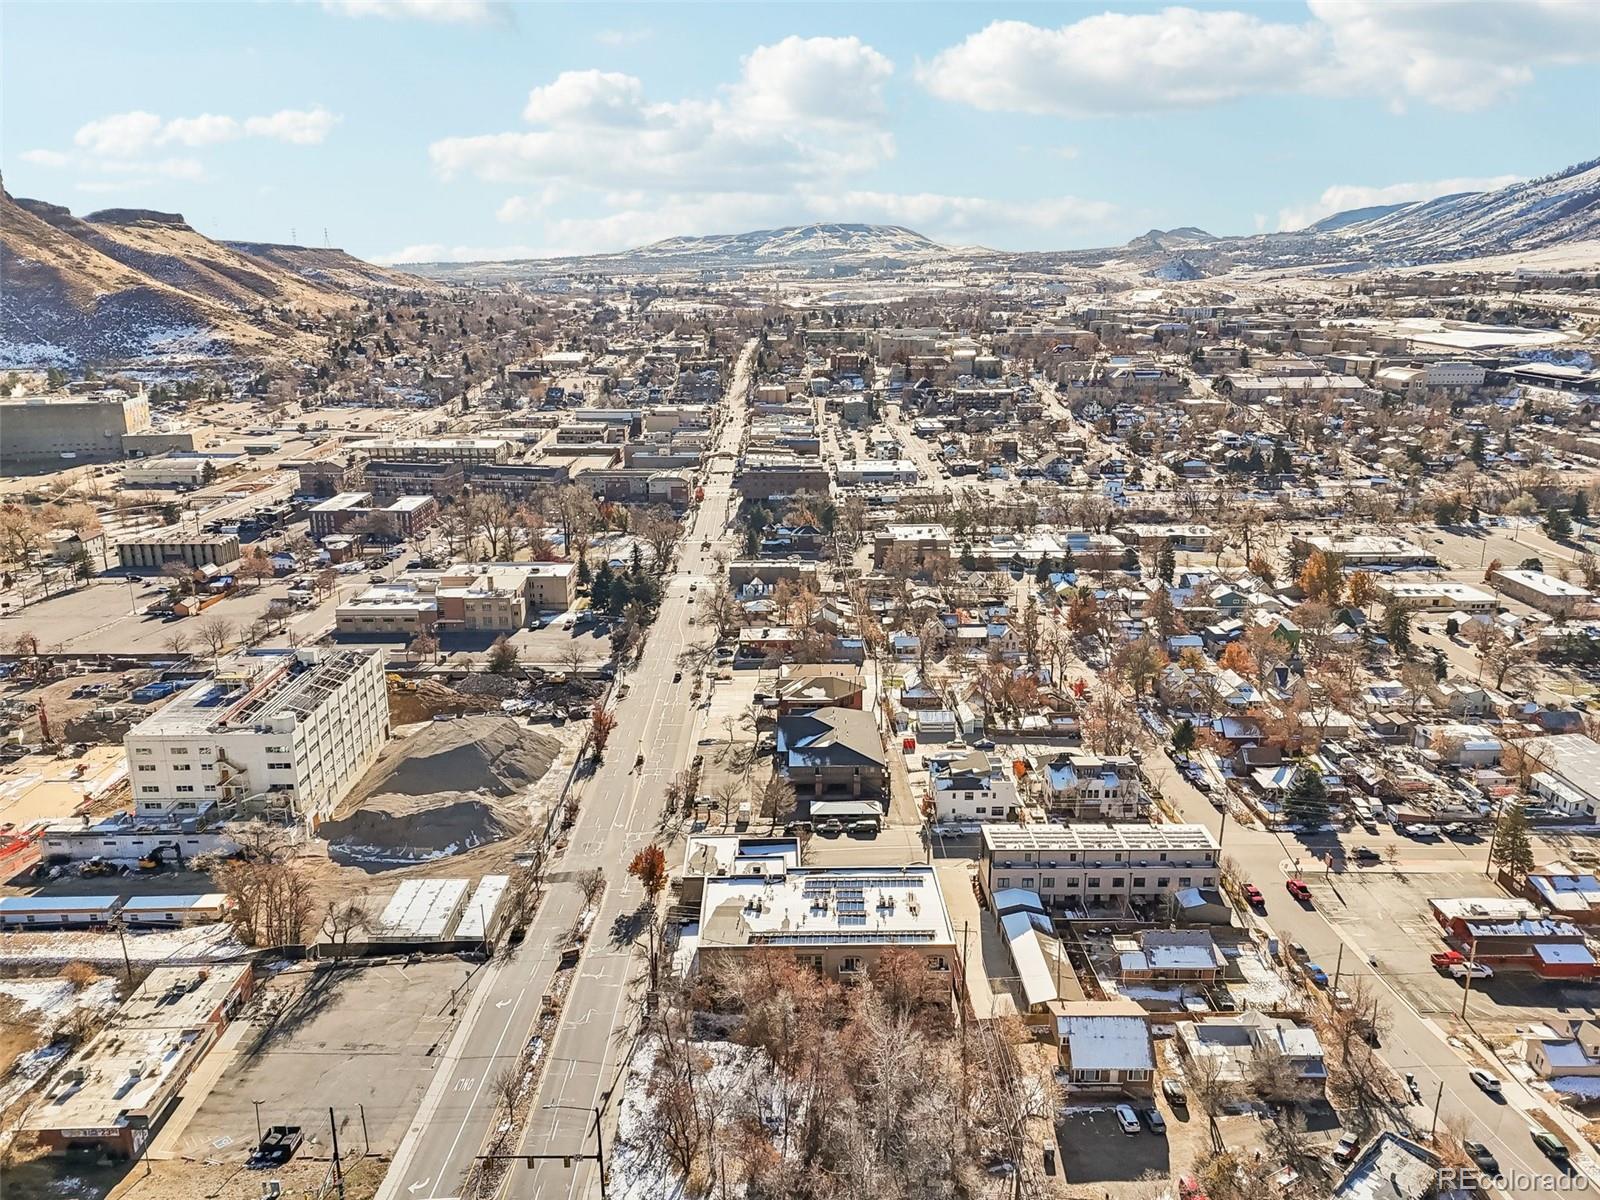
[1429,1081,1445,1138]
[1459,945,1479,1020]
[1332,943,1345,990]
[113,917,133,984]
[358,1103,369,1158]
[252,1098,263,1146]
[328,1107,346,1200]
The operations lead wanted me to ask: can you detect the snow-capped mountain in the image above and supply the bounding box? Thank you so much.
[1325,158,1600,258]
[629,223,952,264]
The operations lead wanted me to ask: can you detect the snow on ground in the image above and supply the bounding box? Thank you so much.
[0,976,120,1023]
[0,921,245,967]
[0,342,73,368]
[611,1036,780,1200]
[1549,1076,1600,1100]
[1232,949,1295,1007]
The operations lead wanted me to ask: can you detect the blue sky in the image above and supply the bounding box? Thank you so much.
[4,1,1596,263]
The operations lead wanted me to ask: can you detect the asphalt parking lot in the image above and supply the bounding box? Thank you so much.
[1055,1104,1172,1185]
[173,959,471,1162]
[1303,871,1600,1023]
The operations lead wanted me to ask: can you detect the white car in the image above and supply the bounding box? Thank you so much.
[1408,824,1441,837]
[1469,1069,1502,1094]
[1449,962,1494,981]
[1114,1104,1141,1135]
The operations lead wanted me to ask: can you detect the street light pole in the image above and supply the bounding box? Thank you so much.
[252,1099,263,1146]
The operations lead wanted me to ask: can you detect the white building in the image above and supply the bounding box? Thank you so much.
[1377,580,1496,614]
[928,749,1019,823]
[1425,361,1487,388]
[979,823,1219,911]
[125,649,389,828]
[1041,751,1144,820]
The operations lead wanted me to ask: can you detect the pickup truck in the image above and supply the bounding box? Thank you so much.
[1430,950,1465,970]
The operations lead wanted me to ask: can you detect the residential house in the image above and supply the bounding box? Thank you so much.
[1054,1001,1156,1096]
[775,707,887,805]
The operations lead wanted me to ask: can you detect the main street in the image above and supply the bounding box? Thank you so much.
[374,339,755,1200]
[1145,753,1600,1197]
[507,340,754,1198]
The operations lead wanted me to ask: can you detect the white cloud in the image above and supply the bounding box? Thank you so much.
[47,107,338,186]
[159,114,241,147]
[919,11,1325,116]
[495,186,561,224]
[922,2,1600,115]
[319,0,506,24]
[1277,173,1524,230]
[243,107,339,144]
[431,36,895,193]
[730,36,893,125]
[375,241,548,264]
[522,71,647,127]
[74,111,164,157]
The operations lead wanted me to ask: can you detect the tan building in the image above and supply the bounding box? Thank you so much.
[1489,568,1592,617]
[1,391,150,463]
[24,964,253,1158]
[435,561,577,632]
[696,865,956,1001]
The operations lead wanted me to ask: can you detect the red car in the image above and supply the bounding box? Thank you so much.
[1242,884,1264,907]
[1285,879,1312,903]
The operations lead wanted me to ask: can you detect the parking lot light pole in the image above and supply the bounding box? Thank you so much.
[252,1099,263,1145]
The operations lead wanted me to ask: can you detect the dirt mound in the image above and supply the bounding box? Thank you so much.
[387,676,496,725]
[322,794,517,867]
[350,715,559,803]
[323,716,561,868]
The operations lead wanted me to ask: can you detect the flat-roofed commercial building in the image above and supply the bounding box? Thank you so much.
[979,823,1219,911]
[125,648,388,828]
[1489,568,1592,617]
[696,865,956,1000]
[434,562,577,631]
[23,964,253,1159]
[115,529,241,572]
[1377,580,1496,614]
[335,582,439,637]
[1290,534,1435,567]
[0,391,151,464]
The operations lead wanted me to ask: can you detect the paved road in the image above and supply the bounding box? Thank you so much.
[1145,753,1600,1196]
[375,340,755,1200]
[506,341,755,1199]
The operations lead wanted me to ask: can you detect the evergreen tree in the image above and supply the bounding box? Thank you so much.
[630,542,644,577]
[1572,490,1590,522]
[591,561,614,611]
[1468,429,1486,464]
[1156,542,1177,585]
[959,544,977,572]
[576,556,591,587]
[1489,802,1535,881]
[1059,545,1076,575]
[1384,601,1413,652]
[1544,506,1573,540]
[1283,769,1330,829]
[1171,718,1196,755]
[1034,558,1051,585]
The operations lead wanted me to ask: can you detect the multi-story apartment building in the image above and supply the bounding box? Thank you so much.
[1039,752,1145,821]
[124,649,388,828]
[351,436,512,464]
[979,823,1219,911]
[116,529,241,572]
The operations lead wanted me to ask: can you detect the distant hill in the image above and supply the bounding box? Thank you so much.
[223,240,425,292]
[633,222,952,263]
[0,187,427,368]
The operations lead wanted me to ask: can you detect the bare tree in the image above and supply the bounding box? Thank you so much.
[193,615,236,665]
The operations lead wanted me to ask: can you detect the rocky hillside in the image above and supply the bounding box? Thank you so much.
[223,240,427,292]
[1328,158,1600,258]
[0,186,423,369]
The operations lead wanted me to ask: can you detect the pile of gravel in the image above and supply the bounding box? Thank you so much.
[322,716,561,869]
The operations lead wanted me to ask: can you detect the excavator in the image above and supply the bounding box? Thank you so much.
[136,844,183,873]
